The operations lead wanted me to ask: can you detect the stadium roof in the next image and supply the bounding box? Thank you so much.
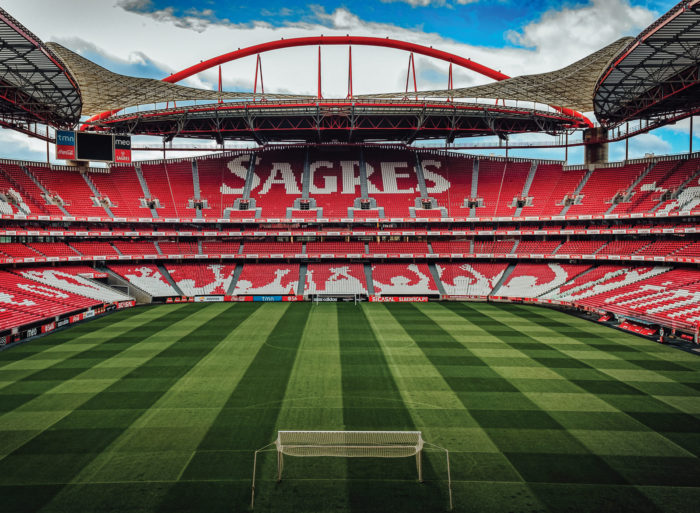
[594,0,700,127]
[0,7,81,127]
[359,38,632,114]
[46,43,308,117]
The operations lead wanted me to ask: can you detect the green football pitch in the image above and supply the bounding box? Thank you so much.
[1,302,700,513]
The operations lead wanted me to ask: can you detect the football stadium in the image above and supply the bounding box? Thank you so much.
[0,1,699,512]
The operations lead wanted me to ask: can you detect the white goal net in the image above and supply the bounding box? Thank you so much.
[251,430,452,510]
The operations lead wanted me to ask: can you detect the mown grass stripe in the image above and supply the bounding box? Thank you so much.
[0,306,177,376]
[338,303,443,513]
[0,306,188,410]
[0,303,235,512]
[154,303,312,513]
[254,303,347,512]
[39,304,281,513]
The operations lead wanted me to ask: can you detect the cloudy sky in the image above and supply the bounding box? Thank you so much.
[1,0,695,164]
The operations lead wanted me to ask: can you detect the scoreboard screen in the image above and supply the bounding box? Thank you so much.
[76,132,114,162]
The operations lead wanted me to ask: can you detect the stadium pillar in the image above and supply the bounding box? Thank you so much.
[691,116,694,154]
[583,127,608,165]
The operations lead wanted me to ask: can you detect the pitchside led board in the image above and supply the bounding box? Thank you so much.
[55,131,131,163]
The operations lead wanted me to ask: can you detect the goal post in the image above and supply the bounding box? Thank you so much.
[251,430,453,510]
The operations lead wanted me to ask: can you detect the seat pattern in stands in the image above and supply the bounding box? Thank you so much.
[233,264,299,295]
[305,263,368,295]
[436,262,507,296]
[372,263,438,295]
[20,265,131,302]
[109,264,178,297]
[497,263,590,297]
[165,263,237,295]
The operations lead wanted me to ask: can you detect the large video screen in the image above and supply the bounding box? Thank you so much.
[76,132,114,162]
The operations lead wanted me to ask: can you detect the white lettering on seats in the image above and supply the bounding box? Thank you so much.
[259,163,301,195]
[221,155,253,195]
[378,162,414,194]
[341,161,361,194]
[309,161,337,194]
[422,160,451,194]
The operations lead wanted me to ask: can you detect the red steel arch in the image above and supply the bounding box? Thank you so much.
[164,35,511,84]
[84,35,591,129]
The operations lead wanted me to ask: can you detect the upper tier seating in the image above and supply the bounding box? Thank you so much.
[596,240,650,255]
[242,242,303,255]
[112,240,159,256]
[307,148,361,217]
[158,241,199,255]
[88,166,152,218]
[566,163,647,216]
[497,263,590,298]
[554,240,606,255]
[0,163,50,215]
[365,149,421,217]
[201,241,240,255]
[368,241,430,254]
[512,240,560,255]
[109,264,178,297]
[233,264,300,295]
[140,162,182,218]
[305,263,368,295]
[165,263,237,296]
[1,152,699,220]
[70,241,121,257]
[27,242,80,258]
[306,241,365,254]
[474,240,516,254]
[196,155,228,219]
[475,160,531,217]
[436,262,507,296]
[29,166,103,217]
[372,263,438,295]
[633,240,689,257]
[248,150,304,218]
[431,240,473,254]
[0,243,43,259]
[519,163,567,216]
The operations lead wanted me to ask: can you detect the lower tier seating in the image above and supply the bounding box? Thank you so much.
[109,264,178,297]
[165,263,237,296]
[305,263,368,295]
[436,263,507,296]
[371,263,438,295]
[233,264,300,295]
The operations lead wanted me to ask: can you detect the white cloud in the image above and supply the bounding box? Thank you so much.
[0,0,664,165]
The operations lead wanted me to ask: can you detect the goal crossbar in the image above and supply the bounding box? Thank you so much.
[251,430,452,510]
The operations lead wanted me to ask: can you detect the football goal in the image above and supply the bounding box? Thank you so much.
[251,430,453,510]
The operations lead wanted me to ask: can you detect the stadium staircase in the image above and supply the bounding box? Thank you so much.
[157,263,184,296]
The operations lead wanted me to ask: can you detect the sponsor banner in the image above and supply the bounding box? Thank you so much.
[253,295,283,302]
[114,135,132,163]
[70,314,82,323]
[0,335,6,347]
[57,318,70,328]
[442,295,487,301]
[194,295,225,303]
[83,310,95,319]
[56,130,76,160]
[283,295,304,302]
[369,296,429,303]
[78,272,108,279]
[115,300,135,309]
[41,322,56,334]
